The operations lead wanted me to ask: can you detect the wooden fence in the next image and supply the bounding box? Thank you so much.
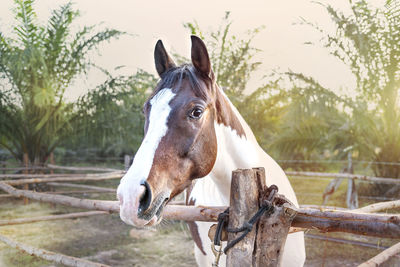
[0,165,399,266]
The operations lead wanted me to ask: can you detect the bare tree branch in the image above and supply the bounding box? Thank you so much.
[0,182,399,238]
[0,211,107,226]
[287,171,400,184]
[47,164,121,172]
[47,182,116,192]
[358,242,400,267]
[355,200,400,213]
[1,172,123,185]
[0,234,110,267]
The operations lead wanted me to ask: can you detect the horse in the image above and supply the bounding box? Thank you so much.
[117,36,306,266]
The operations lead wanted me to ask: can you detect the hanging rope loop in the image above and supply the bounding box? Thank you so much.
[212,184,279,254]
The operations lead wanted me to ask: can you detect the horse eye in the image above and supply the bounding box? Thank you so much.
[189,107,203,119]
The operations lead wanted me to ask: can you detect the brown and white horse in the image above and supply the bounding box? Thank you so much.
[117,36,305,266]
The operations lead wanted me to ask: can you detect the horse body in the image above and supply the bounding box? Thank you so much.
[117,36,305,267]
[189,90,305,267]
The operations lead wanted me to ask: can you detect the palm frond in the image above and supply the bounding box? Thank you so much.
[0,0,125,164]
[12,0,40,46]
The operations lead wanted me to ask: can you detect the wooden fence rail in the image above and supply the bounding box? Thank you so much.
[1,172,124,185]
[47,182,116,192]
[0,164,120,173]
[1,166,399,266]
[0,181,399,239]
[0,211,108,226]
[0,171,124,180]
[358,242,400,267]
[47,164,121,173]
[286,171,400,184]
[0,234,109,267]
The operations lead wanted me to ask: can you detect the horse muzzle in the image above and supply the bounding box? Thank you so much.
[117,181,169,227]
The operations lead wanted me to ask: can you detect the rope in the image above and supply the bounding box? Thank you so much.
[213,185,278,254]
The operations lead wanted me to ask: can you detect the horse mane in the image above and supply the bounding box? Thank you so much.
[150,64,213,101]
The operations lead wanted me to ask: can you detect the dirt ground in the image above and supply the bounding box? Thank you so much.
[0,198,196,267]
[0,180,399,267]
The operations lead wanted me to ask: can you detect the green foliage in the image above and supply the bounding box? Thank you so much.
[0,0,123,164]
[272,0,400,178]
[68,70,156,156]
[238,80,287,149]
[270,75,345,158]
[183,12,264,106]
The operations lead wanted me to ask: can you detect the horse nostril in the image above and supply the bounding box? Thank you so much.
[138,181,152,213]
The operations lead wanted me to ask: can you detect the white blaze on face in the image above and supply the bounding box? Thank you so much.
[117,88,175,225]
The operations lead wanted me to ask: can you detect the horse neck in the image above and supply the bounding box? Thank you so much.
[209,87,261,201]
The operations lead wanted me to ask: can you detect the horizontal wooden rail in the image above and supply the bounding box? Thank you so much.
[44,190,115,195]
[2,172,124,185]
[0,194,16,199]
[1,173,86,179]
[286,171,400,184]
[0,171,124,180]
[47,164,121,173]
[0,182,118,212]
[0,190,115,199]
[47,182,116,192]
[0,234,109,267]
[293,208,400,238]
[305,233,389,250]
[354,200,400,213]
[0,182,399,238]
[0,166,49,172]
[358,242,400,267]
[0,165,121,173]
[0,211,108,226]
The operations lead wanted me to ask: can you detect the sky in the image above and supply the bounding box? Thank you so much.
[0,0,385,101]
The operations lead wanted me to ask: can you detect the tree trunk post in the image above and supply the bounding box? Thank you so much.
[49,152,56,208]
[253,205,297,266]
[226,169,259,267]
[226,168,298,266]
[23,153,29,205]
[49,152,55,175]
[346,151,358,209]
[253,168,297,266]
[124,155,131,171]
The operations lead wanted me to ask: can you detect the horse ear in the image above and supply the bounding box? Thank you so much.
[191,35,213,79]
[154,40,176,77]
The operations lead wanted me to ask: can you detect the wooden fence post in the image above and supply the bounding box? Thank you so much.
[346,151,358,209]
[49,152,55,175]
[253,168,297,266]
[226,168,298,266]
[226,169,259,267]
[23,153,29,205]
[124,155,131,171]
[49,152,56,208]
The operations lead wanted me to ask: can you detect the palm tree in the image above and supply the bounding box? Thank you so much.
[271,0,400,179]
[0,0,122,165]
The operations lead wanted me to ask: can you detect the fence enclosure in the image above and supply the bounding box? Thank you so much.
[0,164,399,266]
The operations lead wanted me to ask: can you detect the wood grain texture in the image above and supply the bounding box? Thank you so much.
[226,169,259,267]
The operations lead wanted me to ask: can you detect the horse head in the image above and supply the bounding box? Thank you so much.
[117,36,223,226]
